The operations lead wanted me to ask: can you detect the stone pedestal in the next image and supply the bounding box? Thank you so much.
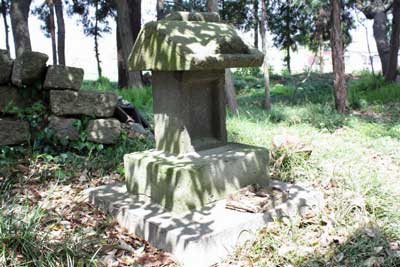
[87,181,324,267]
[125,143,269,213]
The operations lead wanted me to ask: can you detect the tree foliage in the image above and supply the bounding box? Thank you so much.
[267,0,311,72]
[68,0,115,77]
[68,0,114,38]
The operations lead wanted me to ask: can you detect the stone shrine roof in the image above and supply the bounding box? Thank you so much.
[164,11,222,22]
[128,12,264,71]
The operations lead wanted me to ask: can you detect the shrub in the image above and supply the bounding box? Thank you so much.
[117,86,153,112]
[348,71,400,106]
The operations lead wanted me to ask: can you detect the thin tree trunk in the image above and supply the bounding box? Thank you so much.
[254,0,259,48]
[285,1,291,73]
[260,0,271,110]
[319,42,324,73]
[117,19,128,88]
[386,0,400,81]
[54,0,65,65]
[330,0,347,113]
[1,0,10,56]
[207,0,238,113]
[364,21,375,76]
[157,0,165,20]
[286,46,291,74]
[94,0,102,78]
[10,0,32,57]
[48,0,57,65]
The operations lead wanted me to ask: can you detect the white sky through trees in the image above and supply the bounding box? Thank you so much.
[0,2,379,81]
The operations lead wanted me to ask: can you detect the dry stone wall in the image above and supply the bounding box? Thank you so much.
[0,49,122,146]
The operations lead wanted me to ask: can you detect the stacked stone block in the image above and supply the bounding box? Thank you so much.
[0,50,44,145]
[45,65,121,144]
[0,49,122,146]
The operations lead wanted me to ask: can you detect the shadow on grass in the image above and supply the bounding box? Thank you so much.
[233,88,400,139]
[301,226,400,267]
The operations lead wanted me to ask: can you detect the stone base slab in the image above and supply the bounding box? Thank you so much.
[124,143,269,213]
[86,181,323,267]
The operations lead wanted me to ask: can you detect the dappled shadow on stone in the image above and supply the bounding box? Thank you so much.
[125,143,269,212]
[129,20,263,72]
[87,180,322,266]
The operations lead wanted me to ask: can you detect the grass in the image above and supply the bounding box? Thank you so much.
[81,76,153,121]
[1,71,400,266]
[0,206,96,267]
[225,70,400,266]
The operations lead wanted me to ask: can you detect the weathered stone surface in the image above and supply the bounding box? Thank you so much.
[48,116,80,141]
[152,70,227,154]
[50,90,118,117]
[87,180,323,267]
[0,119,30,145]
[0,86,27,113]
[0,50,13,84]
[44,65,84,90]
[125,143,269,213]
[164,11,221,22]
[11,51,48,87]
[86,119,121,144]
[129,20,264,71]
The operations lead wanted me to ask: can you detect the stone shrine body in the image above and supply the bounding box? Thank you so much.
[124,12,269,212]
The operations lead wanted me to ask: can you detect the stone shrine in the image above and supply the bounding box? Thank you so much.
[88,12,322,267]
[124,12,268,212]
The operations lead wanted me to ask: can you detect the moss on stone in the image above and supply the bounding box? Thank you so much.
[124,143,269,213]
[164,11,221,22]
[128,20,264,71]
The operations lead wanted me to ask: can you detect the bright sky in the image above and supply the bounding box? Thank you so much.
[0,2,379,81]
[0,0,158,81]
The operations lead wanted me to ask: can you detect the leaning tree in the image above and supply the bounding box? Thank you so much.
[356,0,400,80]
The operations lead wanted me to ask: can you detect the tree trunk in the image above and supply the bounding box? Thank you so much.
[1,0,10,56]
[330,0,347,113]
[225,69,238,113]
[117,19,128,88]
[386,0,400,81]
[94,1,102,78]
[207,0,238,114]
[115,0,143,88]
[254,0,259,48]
[260,0,271,110]
[54,0,65,65]
[286,46,291,74]
[126,0,143,88]
[10,0,32,57]
[174,0,182,10]
[48,0,57,65]
[285,1,291,73]
[373,11,390,76]
[157,0,165,20]
[319,34,324,73]
[207,0,218,12]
